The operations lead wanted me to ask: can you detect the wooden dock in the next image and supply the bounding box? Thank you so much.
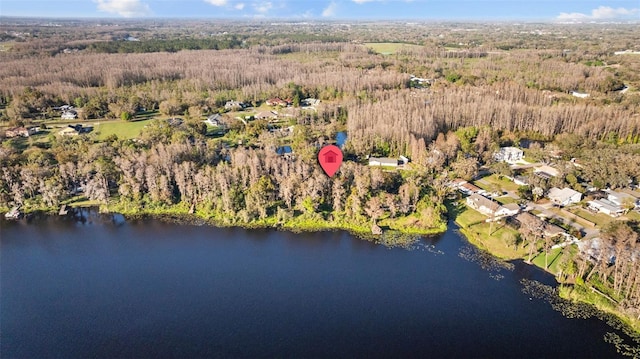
[59,205,69,216]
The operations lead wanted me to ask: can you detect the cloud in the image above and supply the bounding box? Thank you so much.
[95,0,151,17]
[557,6,639,20]
[322,1,337,17]
[352,0,376,3]
[204,0,228,5]
[234,3,245,10]
[253,1,273,13]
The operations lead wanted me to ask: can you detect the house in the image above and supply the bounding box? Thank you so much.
[204,114,227,128]
[502,203,521,217]
[606,190,640,209]
[409,75,432,87]
[449,178,467,189]
[467,193,501,216]
[494,147,524,163]
[61,110,78,120]
[587,199,625,217]
[459,182,482,195]
[368,157,400,167]
[548,187,582,206]
[266,98,291,107]
[58,124,93,136]
[301,98,320,107]
[466,193,517,218]
[533,164,559,178]
[5,126,37,138]
[254,111,278,120]
[224,100,246,111]
[514,212,565,238]
[543,223,565,239]
[167,118,183,127]
[54,104,74,111]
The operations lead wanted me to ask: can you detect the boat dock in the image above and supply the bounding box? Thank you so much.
[4,206,22,220]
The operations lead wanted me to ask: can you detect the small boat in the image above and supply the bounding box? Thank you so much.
[59,204,69,216]
[4,206,22,220]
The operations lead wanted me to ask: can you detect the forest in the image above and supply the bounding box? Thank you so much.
[1,19,640,332]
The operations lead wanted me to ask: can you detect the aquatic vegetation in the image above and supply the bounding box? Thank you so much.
[522,279,640,357]
[458,244,514,280]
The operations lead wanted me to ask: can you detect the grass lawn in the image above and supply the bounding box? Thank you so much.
[455,206,487,227]
[95,119,153,140]
[379,213,447,235]
[454,205,525,260]
[496,196,517,205]
[570,208,613,227]
[531,247,565,274]
[459,221,524,260]
[0,41,15,52]
[475,174,520,192]
[364,42,422,55]
[624,210,640,221]
[63,196,102,207]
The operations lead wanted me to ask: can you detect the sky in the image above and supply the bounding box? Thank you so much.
[1,0,639,20]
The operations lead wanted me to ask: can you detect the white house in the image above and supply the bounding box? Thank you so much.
[204,114,226,128]
[368,157,400,167]
[224,100,246,111]
[606,190,640,209]
[61,110,78,120]
[571,91,590,98]
[466,194,519,218]
[500,203,521,217]
[254,111,278,120]
[548,187,582,206]
[588,199,625,217]
[494,147,524,163]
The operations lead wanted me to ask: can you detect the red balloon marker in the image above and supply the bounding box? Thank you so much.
[318,145,343,177]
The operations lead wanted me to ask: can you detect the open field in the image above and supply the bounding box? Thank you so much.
[95,119,152,140]
[476,174,521,192]
[455,206,524,260]
[0,41,15,52]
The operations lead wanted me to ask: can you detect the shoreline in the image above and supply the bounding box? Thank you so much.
[2,203,446,244]
[452,202,640,336]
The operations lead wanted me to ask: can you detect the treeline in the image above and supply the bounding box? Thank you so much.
[87,37,245,54]
[571,221,640,324]
[0,124,444,232]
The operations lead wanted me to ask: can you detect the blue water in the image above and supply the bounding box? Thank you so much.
[0,213,627,358]
[336,131,347,148]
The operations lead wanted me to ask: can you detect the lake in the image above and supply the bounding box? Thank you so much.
[0,211,628,358]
